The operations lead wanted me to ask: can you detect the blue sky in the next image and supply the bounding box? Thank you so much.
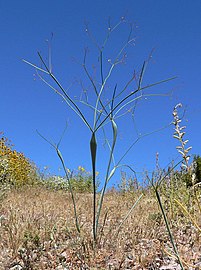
[1,1,201,186]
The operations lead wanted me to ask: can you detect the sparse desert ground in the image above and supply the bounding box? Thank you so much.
[0,185,200,270]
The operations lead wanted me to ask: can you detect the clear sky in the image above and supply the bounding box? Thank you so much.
[1,1,201,186]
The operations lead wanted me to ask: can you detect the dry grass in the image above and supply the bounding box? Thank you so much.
[0,186,200,270]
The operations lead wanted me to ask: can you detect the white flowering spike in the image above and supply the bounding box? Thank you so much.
[172,103,192,171]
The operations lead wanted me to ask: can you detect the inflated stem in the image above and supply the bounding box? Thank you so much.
[95,119,117,237]
[90,132,97,242]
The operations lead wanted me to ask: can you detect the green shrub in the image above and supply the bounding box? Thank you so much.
[0,132,37,186]
[41,166,99,193]
[193,155,201,185]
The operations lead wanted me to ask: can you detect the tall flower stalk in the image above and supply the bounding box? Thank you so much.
[173,103,192,171]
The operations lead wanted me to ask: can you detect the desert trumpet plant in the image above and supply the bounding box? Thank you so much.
[172,103,192,171]
[24,19,176,244]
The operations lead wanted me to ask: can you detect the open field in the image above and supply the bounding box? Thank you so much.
[0,185,200,270]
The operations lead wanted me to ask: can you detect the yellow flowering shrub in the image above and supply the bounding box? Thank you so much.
[0,132,36,186]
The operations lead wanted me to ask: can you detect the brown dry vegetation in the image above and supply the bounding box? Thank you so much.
[0,185,200,270]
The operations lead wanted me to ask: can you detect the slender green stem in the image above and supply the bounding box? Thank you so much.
[95,76,177,132]
[174,198,201,232]
[93,39,135,130]
[94,84,117,129]
[93,62,116,129]
[155,188,184,270]
[82,50,108,115]
[114,93,169,119]
[38,52,93,132]
[100,51,104,85]
[36,71,89,125]
[36,131,80,234]
[22,59,49,74]
[115,193,143,236]
[56,149,80,233]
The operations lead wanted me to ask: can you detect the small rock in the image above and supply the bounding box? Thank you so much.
[127,253,133,260]
[56,264,68,270]
[160,263,181,270]
[56,265,63,270]
[9,265,23,270]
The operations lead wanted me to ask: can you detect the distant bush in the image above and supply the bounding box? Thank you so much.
[41,166,99,193]
[176,155,201,188]
[118,170,140,193]
[192,155,201,185]
[0,132,37,186]
[40,166,100,193]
